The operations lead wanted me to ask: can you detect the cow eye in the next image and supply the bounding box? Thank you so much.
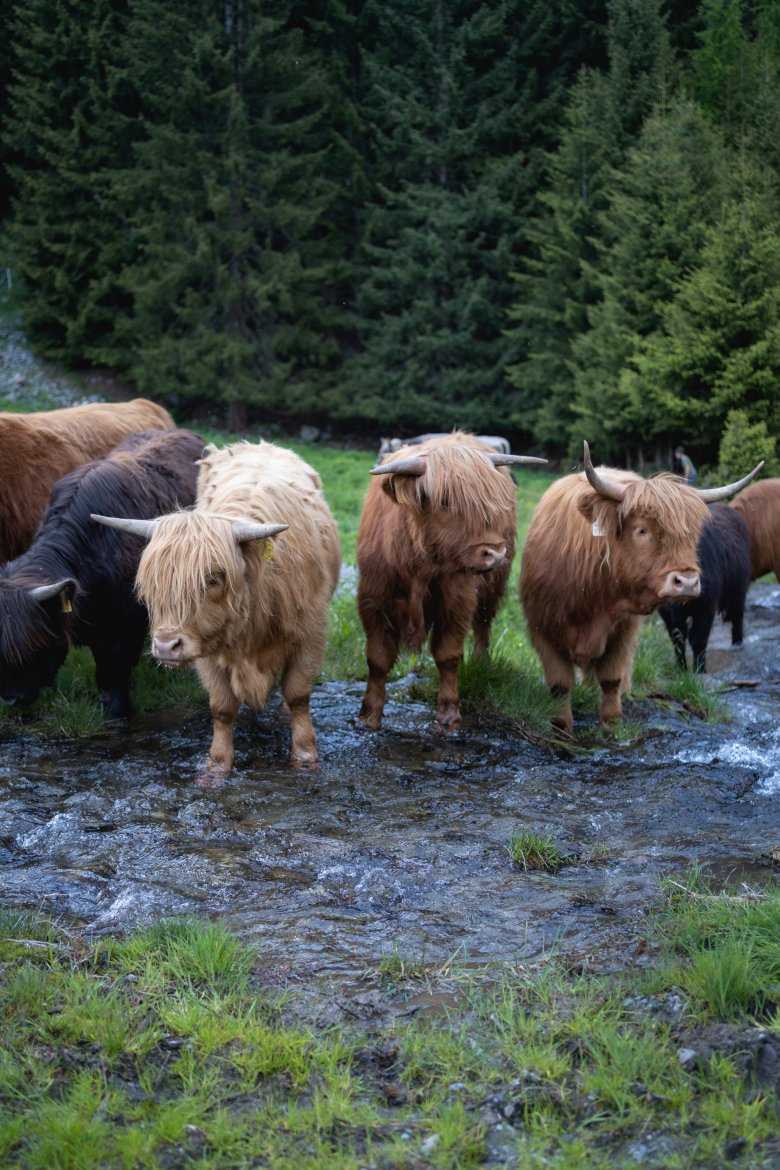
[206,571,225,589]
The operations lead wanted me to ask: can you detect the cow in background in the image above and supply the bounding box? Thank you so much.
[0,397,175,562]
[358,431,546,730]
[0,428,204,718]
[93,441,341,776]
[730,478,780,582]
[519,443,762,734]
[378,432,511,460]
[659,504,751,672]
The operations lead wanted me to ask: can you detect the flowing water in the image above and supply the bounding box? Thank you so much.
[1,586,778,981]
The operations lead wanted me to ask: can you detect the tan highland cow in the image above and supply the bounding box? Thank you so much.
[0,398,174,561]
[94,440,340,776]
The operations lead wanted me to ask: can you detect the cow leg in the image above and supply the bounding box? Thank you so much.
[595,619,640,725]
[197,660,240,775]
[431,581,476,727]
[280,655,318,768]
[688,611,714,673]
[359,622,399,731]
[724,594,747,646]
[92,625,145,720]
[472,566,510,656]
[660,606,688,669]
[529,634,575,734]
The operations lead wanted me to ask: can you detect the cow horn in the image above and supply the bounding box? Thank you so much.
[91,514,160,539]
[582,442,627,501]
[28,579,73,603]
[231,522,289,544]
[370,454,428,477]
[487,453,548,467]
[695,461,765,502]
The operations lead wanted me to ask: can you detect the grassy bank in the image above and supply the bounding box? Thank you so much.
[0,873,778,1169]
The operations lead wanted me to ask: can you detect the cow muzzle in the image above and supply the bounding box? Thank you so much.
[662,570,701,599]
[151,633,191,668]
[473,544,507,572]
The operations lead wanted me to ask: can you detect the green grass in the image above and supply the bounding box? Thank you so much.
[2,884,776,1170]
[507,827,566,872]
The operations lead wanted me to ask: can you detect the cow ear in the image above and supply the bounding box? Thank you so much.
[28,579,77,611]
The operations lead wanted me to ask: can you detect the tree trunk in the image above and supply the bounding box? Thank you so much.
[227,400,248,432]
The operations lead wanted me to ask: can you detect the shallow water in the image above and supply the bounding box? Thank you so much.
[1,585,778,980]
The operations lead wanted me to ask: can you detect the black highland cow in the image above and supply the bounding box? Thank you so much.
[659,503,751,672]
[0,428,204,717]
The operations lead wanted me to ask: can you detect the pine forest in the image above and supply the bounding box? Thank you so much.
[2,0,780,472]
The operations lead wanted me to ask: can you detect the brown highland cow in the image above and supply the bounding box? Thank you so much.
[357,431,546,731]
[520,443,762,734]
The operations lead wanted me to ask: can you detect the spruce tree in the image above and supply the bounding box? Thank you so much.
[115,0,361,426]
[341,0,607,436]
[569,100,730,464]
[633,175,780,456]
[5,0,137,363]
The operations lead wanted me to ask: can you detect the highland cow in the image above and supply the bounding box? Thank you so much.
[0,398,175,562]
[0,428,203,717]
[659,504,752,672]
[357,431,546,730]
[93,441,341,775]
[519,443,761,734]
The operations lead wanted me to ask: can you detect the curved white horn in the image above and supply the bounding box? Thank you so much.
[582,441,627,501]
[370,454,428,477]
[231,522,289,544]
[696,461,764,503]
[487,453,548,467]
[91,514,160,539]
[29,579,73,603]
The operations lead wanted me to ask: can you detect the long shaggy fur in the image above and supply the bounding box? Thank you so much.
[0,428,203,715]
[357,431,517,728]
[730,478,780,581]
[134,440,341,770]
[659,504,751,671]
[520,464,711,729]
[137,441,340,640]
[0,397,174,562]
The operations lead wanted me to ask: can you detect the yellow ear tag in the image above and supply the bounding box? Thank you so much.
[62,597,73,613]
[262,539,275,562]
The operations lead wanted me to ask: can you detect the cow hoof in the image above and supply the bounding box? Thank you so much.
[358,709,382,731]
[291,750,318,770]
[197,762,230,789]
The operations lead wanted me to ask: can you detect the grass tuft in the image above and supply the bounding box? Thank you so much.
[507,827,566,872]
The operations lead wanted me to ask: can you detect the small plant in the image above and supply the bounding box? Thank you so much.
[378,944,430,984]
[507,828,565,872]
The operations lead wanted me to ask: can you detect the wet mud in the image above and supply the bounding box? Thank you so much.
[1,585,779,981]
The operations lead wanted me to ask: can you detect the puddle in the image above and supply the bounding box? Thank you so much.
[1,585,778,981]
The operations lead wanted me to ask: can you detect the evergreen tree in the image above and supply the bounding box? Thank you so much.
[505,67,614,449]
[340,0,608,435]
[115,0,362,426]
[633,177,780,455]
[569,100,730,463]
[5,0,137,362]
[506,0,670,455]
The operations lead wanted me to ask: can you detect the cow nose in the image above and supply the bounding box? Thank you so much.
[152,633,185,661]
[666,571,700,598]
[479,544,507,570]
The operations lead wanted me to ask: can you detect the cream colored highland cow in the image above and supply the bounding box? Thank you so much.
[93,440,341,776]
